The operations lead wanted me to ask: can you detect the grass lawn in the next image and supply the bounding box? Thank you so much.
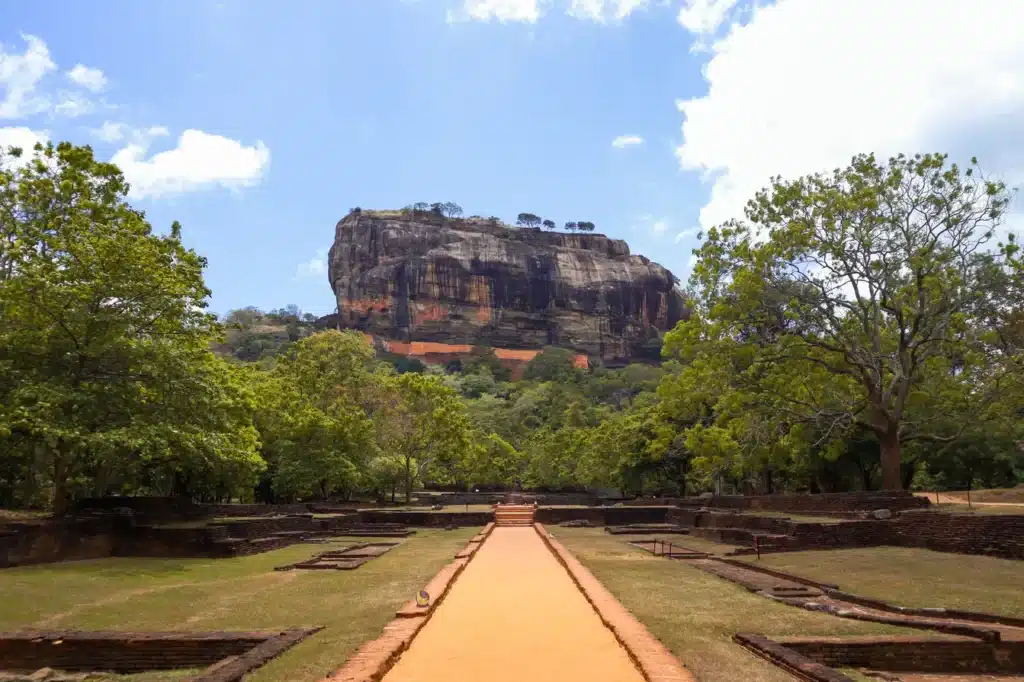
[0,528,477,682]
[738,547,1024,617]
[552,527,912,682]
[616,532,740,556]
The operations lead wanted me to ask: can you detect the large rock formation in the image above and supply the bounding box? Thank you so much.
[325,210,687,362]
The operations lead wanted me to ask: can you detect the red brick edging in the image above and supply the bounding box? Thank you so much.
[733,633,854,682]
[318,525,493,682]
[533,523,696,682]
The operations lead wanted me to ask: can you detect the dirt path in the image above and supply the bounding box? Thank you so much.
[382,526,645,682]
[914,491,1024,507]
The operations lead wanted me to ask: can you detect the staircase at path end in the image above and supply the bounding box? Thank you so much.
[494,504,536,526]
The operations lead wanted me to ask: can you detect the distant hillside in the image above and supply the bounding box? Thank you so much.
[214,306,320,362]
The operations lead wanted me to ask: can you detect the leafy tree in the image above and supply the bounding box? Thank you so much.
[516,213,542,229]
[430,202,444,215]
[671,152,1017,489]
[523,346,582,382]
[441,202,463,219]
[542,219,556,230]
[250,330,378,500]
[413,202,429,213]
[467,434,525,488]
[577,221,596,232]
[0,142,263,512]
[564,221,577,232]
[463,346,511,381]
[366,373,474,501]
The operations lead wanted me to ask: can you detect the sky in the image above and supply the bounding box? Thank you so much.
[2,0,1023,318]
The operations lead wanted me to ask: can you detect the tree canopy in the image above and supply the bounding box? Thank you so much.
[661,152,1022,490]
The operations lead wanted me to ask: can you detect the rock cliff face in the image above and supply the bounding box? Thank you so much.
[326,210,687,361]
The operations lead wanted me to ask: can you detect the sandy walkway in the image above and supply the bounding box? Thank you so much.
[382,526,645,682]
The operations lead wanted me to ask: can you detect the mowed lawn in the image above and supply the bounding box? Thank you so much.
[551,527,912,682]
[739,546,1024,618]
[0,528,477,682]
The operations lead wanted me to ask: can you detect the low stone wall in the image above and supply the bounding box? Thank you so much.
[0,519,118,567]
[892,511,1024,559]
[535,506,671,526]
[668,508,1023,559]
[0,631,265,673]
[356,510,492,527]
[782,636,1024,674]
[0,629,319,680]
[210,514,358,539]
[202,503,315,518]
[675,491,929,514]
[73,497,209,522]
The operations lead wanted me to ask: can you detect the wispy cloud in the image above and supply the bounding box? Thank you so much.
[612,134,644,148]
[66,64,107,92]
[674,227,701,243]
[295,249,329,279]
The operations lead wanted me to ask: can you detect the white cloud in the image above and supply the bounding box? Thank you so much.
[568,0,649,21]
[0,127,49,167]
[449,0,647,22]
[295,249,328,279]
[677,0,738,35]
[0,34,56,119]
[651,219,668,234]
[674,227,701,242]
[611,134,644,148]
[676,0,1024,236]
[91,122,169,144]
[111,129,270,200]
[451,0,546,22]
[92,121,126,142]
[54,91,95,118]
[67,64,107,92]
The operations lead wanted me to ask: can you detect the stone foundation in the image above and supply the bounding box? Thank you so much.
[0,629,319,681]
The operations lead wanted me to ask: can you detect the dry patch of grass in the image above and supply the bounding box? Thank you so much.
[739,546,1024,618]
[930,502,1024,515]
[0,508,50,523]
[0,529,477,682]
[552,527,911,682]
[946,486,1024,504]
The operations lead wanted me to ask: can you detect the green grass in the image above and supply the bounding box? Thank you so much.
[552,527,914,682]
[617,532,739,556]
[737,546,1024,618]
[0,529,477,682]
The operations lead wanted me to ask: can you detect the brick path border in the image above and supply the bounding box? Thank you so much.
[319,524,493,682]
[534,522,696,682]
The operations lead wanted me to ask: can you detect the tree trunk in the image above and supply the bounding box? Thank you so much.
[52,450,69,516]
[404,456,413,503]
[879,429,902,490]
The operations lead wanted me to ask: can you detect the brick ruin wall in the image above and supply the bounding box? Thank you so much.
[782,636,1024,674]
[671,491,930,513]
[0,631,266,673]
[667,508,1023,559]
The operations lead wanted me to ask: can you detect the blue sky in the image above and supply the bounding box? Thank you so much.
[2,0,1023,317]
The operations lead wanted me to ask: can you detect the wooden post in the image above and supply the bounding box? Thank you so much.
[754,535,761,560]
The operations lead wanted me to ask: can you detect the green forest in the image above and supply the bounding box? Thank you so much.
[2,143,1022,513]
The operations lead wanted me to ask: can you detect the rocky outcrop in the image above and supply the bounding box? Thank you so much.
[325,210,687,361]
